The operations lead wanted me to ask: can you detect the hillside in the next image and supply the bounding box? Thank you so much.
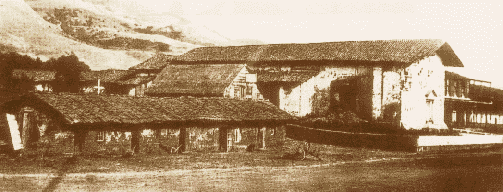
[0,0,159,70]
[25,0,236,47]
[1,0,264,70]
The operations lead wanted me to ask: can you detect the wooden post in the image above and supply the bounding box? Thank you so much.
[73,130,87,155]
[219,127,227,152]
[21,112,31,149]
[131,129,140,154]
[179,127,186,153]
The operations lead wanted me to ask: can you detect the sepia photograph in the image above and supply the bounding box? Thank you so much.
[1,0,502,191]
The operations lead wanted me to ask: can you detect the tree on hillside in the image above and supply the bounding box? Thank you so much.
[0,53,16,91]
[45,53,90,93]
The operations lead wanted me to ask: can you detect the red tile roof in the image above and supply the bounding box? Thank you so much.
[254,71,320,82]
[146,64,245,96]
[12,70,56,82]
[80,70,134,83]
[28,92,293,125]
[169,39,463,67]
[129,53,175,70]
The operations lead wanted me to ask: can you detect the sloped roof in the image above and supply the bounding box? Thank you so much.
[80,70,134,83]
[20,92,293,125]
[129,54,175,70]
[255,71,320,82]
[445,68,491,83]
[146,64,245,96]
[170,39,463,67]
[445,70,470,80]
[115,76,155,85]
[12,69,56,81]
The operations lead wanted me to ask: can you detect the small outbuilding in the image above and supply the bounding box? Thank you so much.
[0,92,294,155]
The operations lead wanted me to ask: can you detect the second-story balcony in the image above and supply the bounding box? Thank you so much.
[445,71,493,103]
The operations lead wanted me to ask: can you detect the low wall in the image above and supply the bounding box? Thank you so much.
[285,124,419,152]
[417,135,503,146]
[287,124,503,153]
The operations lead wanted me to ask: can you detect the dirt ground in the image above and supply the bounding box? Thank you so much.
[1,153,502,192]
[1,139,502,191]
[0,138,500,175]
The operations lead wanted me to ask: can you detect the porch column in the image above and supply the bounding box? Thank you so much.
[73,129,87,155]
[21,111,33,148]
[218,127,227,152]
[179,127,186,153]
[131,129,141,154]
[372,67,383,120]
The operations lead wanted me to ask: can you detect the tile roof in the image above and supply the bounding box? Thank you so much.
[146,64,245,96]
[12,69,56,81]
[80,70,134,83]
[129,53,175,70]
[115,76,155,85]
[170,39,463,67]
[27,92,293,125]
[254,71,320,82]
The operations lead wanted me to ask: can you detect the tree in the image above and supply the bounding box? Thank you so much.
[0,53,17,92]
[49,53,90,93]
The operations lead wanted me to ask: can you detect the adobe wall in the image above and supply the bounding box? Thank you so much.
[185,127,220,152]
[286,124,419,152]
[83,131,132,155]
[227,126,286,151]
[278,65,373,117]
[380,66,403,125]
[225,66,264,99]
[264,126,286,150]
[228,127,259,151]
[84,128,181,155]
[4,106,73,155]
[400,55,447,130]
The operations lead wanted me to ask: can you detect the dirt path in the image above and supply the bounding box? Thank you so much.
[2,153,502,191]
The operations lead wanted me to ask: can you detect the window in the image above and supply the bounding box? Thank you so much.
[426,99,434,123]
[271,127,275,136]
[160,129,168,136]
[234,128,241,142]
[240,86,245,98]
[246,85,253,97]
[97,131,105,141]
[452,111,457,123]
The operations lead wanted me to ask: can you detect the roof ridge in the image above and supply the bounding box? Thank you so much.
[201,39,444,48]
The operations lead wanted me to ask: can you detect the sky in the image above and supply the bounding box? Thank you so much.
[126,1,503,87]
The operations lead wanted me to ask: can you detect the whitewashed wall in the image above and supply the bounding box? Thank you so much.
[129,81,153,96]
[401,55,447,130]
[224,66,264,99]
[278,65,373,116]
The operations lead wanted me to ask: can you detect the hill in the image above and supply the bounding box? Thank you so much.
[0,0,157,70]
[25,0,235,47]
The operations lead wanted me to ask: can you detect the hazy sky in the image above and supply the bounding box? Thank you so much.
[130,1,503,87]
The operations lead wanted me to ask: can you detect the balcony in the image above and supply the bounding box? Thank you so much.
[445,79,493,103]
